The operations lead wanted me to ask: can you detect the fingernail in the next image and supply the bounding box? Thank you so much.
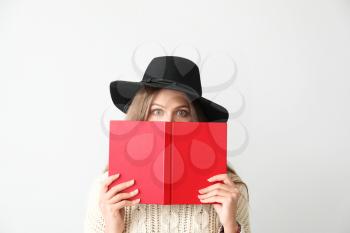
[115,173,120,177]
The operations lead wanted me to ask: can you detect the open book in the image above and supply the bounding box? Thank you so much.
[108,120,227,205]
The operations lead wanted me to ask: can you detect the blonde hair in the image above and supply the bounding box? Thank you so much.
[104,85,249,200]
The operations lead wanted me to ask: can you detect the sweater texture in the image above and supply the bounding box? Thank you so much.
[84,170,251,233]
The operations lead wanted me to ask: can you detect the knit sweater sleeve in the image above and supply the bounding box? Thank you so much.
[236,183,251,233]
[218,173,252,233]
[83,172,107,233]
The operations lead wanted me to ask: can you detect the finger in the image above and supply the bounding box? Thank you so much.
[100,173,120,194]
[198,183,234,194]
[112,198,141,210]
[105,179,135,200]
[108,189,139,204]
[198,188,232,200]
[199,195,226,204]
[207,173,233,186]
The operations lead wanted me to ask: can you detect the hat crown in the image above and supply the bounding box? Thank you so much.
[142,56,202,96]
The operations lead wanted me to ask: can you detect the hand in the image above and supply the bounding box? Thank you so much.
[197,173,240,231]
[99,173,140,233]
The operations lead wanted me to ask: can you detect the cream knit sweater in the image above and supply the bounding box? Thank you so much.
[84,171,251,233]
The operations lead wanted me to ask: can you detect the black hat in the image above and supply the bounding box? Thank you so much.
[110,56,229,122]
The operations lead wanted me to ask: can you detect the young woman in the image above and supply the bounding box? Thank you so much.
[84,56,251,233]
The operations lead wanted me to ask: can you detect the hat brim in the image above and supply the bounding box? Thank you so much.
[110,80,229,122]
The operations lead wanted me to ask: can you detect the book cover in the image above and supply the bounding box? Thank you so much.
[108,120,227,205]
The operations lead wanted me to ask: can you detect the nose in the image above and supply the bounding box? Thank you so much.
[158,111,176,122]
[163,114,174,122]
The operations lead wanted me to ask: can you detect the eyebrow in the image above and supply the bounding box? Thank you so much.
[151,103,189,108]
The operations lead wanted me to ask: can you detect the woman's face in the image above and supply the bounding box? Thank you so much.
[147,88,193,122]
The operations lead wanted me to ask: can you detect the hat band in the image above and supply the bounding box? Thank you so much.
[142,78,200,97]
[143,78,176,85]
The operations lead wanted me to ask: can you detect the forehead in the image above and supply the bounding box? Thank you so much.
[151,88,190,105]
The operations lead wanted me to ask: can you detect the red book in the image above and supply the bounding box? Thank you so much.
[108,120,227,205]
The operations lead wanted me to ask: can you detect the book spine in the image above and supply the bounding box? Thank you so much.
[164,122,172,204]
[169,122,173,204]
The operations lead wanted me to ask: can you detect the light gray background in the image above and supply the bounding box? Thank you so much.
[1,0,349,232]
